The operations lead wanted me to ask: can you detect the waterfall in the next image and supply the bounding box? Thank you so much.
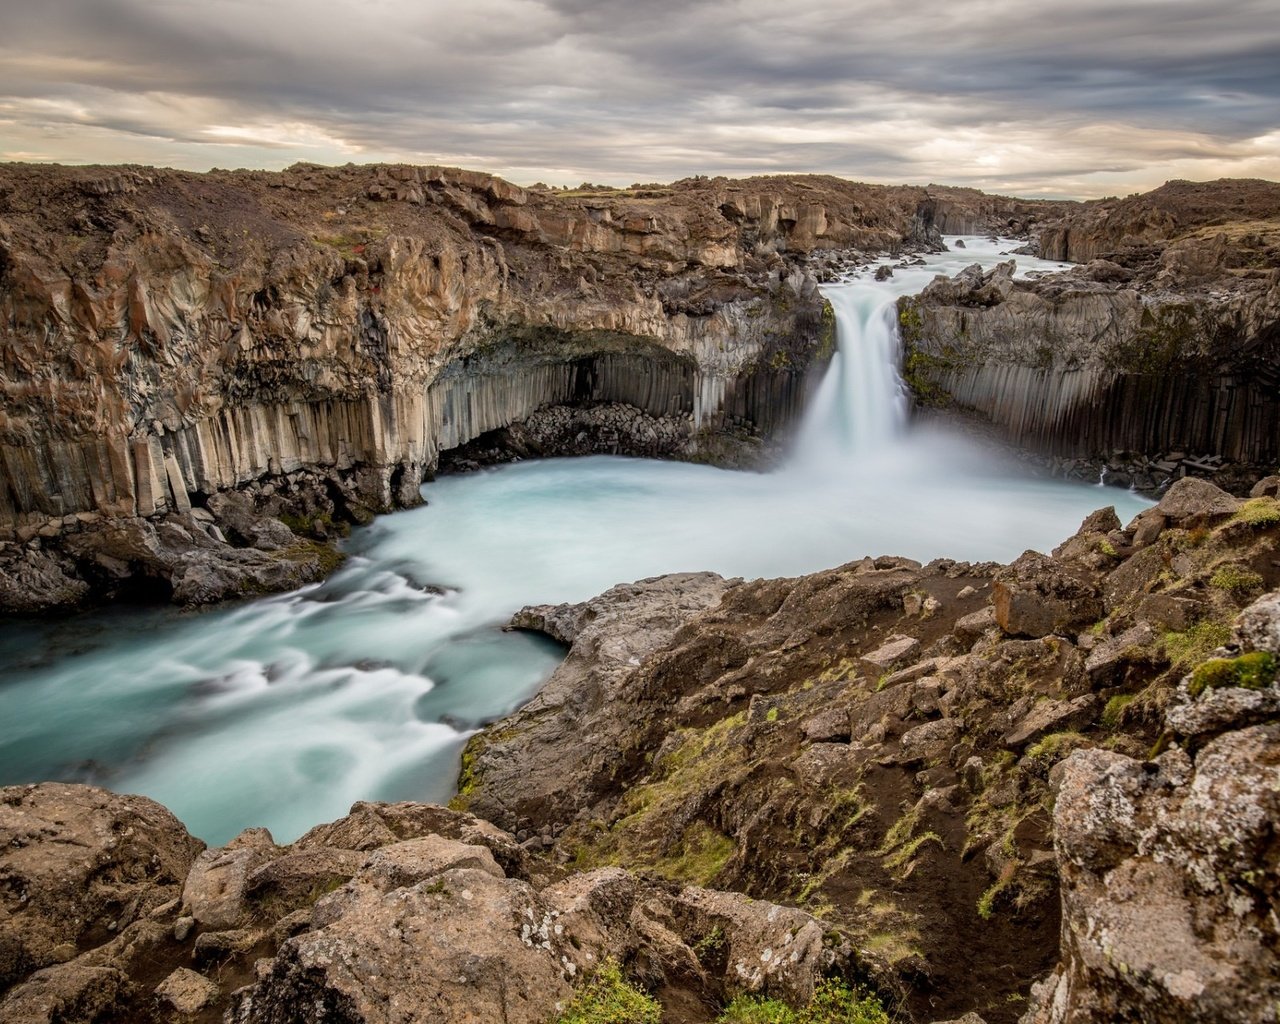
[798,284,912,459]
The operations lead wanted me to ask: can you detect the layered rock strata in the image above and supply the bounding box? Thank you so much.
[901,180,1280,489]
[0,164,1060,610]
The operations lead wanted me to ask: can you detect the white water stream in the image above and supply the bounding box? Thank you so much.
[0,238,1149,844]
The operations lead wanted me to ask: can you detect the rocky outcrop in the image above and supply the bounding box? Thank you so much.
[0,791,851,1024]
[462,478,1280,1023]
[0,163,1057,611]
[1022,585,1280,1024]
[0,784,204,994]
[2,479,1277,1022]
[462,572,735,827]
[900,181,1280,491]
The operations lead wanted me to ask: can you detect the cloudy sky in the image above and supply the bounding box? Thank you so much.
[2,0,1278,197]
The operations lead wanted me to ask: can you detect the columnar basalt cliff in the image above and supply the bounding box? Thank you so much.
[901,180,1280,490]
[3,479,1277,1023]
[0,164,1060,610]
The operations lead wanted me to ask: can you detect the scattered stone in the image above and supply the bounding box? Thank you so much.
[897,718,961,763]
[1135,592,1204,631]
[800,707,852,743]
[860,635,921,674]
[1083,623,1157,680]
[954,605,996,642]
[1249,475,1280,498]
[1002,695,1097,749]
[182,835,278,930]
[192,927,263,968]
[155,967,220,1014]
[993,551,1102,638]
[1154,477,1240,523]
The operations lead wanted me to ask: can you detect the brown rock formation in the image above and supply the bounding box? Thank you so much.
[463,479,1280,1022]
[901,181,1280,489]
[1,481,1277,1022]
[1021,585,1280,1024]
[0,163,1060,611]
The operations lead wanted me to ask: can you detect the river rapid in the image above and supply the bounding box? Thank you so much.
[0,238,1149,844]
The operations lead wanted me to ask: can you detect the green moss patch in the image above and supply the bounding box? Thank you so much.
[1187,652,1277,698]
[716,979,889,1024]
[1230,497,1280,529]
[1162,621,1233,669]
[1209,563,1265,595]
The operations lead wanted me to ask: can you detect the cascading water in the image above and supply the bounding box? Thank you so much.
[0,238,1151,844]
[795,285,910,460]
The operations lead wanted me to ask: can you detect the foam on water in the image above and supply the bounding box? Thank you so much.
[0,237,1149,844]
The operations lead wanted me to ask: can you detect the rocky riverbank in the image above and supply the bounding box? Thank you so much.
[3,476,1277,1023]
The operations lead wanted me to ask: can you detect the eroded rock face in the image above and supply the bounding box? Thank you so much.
[0,783,204,995]
[1023,588,1280,1024]
[993,550,1102,639]
[0,166,974,529]
[464,572,735,829]
[900,180,1280,487]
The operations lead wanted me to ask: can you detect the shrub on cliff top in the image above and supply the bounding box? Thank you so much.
[716,979,889,1024]
[553,958,661,1024]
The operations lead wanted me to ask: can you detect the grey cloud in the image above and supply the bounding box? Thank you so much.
[0,0,1276,194]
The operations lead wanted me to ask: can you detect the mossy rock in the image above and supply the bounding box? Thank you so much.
[1187,652,1277,698]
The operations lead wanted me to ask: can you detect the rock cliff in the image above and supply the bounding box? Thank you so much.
[0,163,1058,611]
[901,180,1280,491]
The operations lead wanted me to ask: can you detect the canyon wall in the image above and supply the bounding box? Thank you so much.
[901,180,1280,487]
[0,164,1055,534]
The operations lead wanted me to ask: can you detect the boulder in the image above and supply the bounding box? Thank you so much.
[155,967,220,1015]
[0,964,132,1024]
[461,573,733,830]
[182,829,279,929]
[1002,695,1097,749]
[993,551,1102,638]
[206,491,295,550]
[1249,475,1280,498]
[859,635,920,674]
[1153,477,1240,524]
[294,801,527,877]
[1083,622,1157,681]
[897,718,961,763]
[953,605,996,642]
[1237,590,1280,654]
[0,784,203,994]
[243,847,369,919]
[1025,724,1280,1023]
